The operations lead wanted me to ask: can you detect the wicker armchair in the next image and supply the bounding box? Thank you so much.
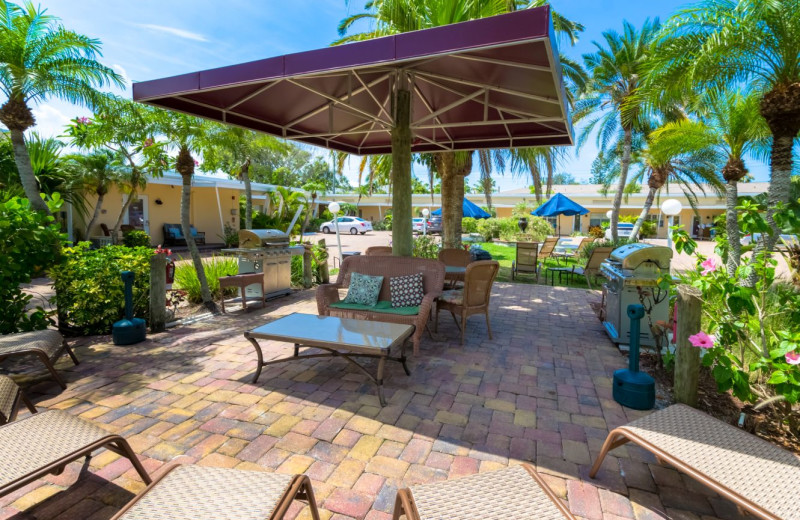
[316,256,445,356]
[439,248,471,286]
[435,260,499,345]
[365,246,393,256]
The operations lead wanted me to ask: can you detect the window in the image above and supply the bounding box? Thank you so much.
[573,215,581,233]
[589,212,608,228]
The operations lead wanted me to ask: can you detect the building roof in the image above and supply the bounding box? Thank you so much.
[497,182,770,197]
[147,171,276,192]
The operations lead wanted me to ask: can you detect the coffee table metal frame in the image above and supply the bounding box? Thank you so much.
[244,313,413,406]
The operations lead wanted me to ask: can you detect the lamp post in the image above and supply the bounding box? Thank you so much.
[421,208,429,235]
[329,201,343,265]
[660,199,683,249]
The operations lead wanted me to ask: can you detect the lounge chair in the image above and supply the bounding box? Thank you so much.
[511,241,539,280]
[0,329,79,389]
[0,410,151,498]
[392,463,575,520]
[572,246,613,289]
[365,246,393,256]
[435,260,499,345]
[111,464,320,520]
[537,236,559,262]
[0,375,37,425]
[590,404,800,520]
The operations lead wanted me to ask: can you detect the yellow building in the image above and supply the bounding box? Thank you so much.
[68,172,276,245]
[328,182,770,239]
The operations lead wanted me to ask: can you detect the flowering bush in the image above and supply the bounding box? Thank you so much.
[675,201,800,435]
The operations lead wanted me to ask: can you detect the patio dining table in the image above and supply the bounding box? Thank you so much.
[444,265,466,286]
[244,313,413,406]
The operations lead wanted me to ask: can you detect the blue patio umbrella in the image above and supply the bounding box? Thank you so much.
[432,198,491,219]
[531,193,589,236]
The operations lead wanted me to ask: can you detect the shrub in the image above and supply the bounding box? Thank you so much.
[373,219,389,231]
[0,196,65,333]
[290,242,329,287]
[588,225,605,239]
[173,256,238,304]
[122,229,151,247]
[50,243,153,335]
[461,217,479,234]
[412,234,440,259]
[619,214,656,238]
[477,216,552,242]
[580,237,634,262]
[217,224,239,247]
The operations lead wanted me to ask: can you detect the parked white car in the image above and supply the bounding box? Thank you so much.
[741,233,798,249]
[412,218,425,233]
[319,217,373,235]
[604,222,634,241]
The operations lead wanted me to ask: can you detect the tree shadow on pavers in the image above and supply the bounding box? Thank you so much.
[2,462,137,520]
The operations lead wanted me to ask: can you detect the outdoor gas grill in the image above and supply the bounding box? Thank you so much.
[222,208,305,301]
[600,243,672,347]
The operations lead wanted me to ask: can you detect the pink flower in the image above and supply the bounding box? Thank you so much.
[700,258,718,276]
[77,116,91,124]
[194,159,200,166]
[143,138,154,148]
[786,352,800,365]
[688,331,715,349]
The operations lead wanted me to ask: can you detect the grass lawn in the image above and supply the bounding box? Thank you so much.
[477,242,594,289]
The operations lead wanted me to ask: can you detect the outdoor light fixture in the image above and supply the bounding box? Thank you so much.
[606,210,613,219]
[421,208,429,235]
[660,199,683,249]
[155,198,163,205]
[329,202,343,264]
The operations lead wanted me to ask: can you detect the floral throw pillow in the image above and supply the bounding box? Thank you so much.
[342,272,384,306]
[389,273,425,308]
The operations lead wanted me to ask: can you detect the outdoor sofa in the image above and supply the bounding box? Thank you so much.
[316,255,445,356]
[163,223,206,246]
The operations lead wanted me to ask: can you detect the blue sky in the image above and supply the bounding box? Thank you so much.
[32,0,770,191]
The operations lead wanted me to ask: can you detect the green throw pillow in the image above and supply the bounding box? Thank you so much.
[342,272,384,306]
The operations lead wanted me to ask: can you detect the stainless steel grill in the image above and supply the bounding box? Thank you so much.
[222,208,305,301]
[600,243,672,347]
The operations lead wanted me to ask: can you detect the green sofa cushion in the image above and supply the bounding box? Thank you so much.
[330,300,419,316]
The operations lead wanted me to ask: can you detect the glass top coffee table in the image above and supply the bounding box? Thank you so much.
[244,313,414,406]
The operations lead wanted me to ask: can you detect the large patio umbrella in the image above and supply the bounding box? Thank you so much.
[432,198,490,219]
[133,7,572,255]
[531,192,588,236]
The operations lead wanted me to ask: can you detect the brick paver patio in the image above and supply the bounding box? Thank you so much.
[1,284,747,520]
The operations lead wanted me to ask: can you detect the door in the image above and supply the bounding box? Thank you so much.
[123,195,150,235]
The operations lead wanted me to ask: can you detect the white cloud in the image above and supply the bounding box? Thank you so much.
[30,103,76,139]
[136,23,208,42]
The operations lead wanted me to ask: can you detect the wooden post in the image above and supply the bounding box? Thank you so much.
[391,74,413,257]
[318,239,330,284]
[149,254,167,333]
[303,244,313,289]
[674,284,702,406]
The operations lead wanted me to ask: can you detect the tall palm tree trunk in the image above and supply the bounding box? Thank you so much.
[545,154,554,199]
[242,159,252,229]
[481,173,493,212]
[9,129,50,214]
[437,153,460,249]
[725,179,740,277]
[528,159,542,204]
[113,187,138,245]
[630,187,656,241]
[85,191,105,238]
[177,147,217,313]
[610,127,633,241]
[763,135,794,250]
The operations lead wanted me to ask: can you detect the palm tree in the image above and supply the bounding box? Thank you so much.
[158,112,217,313]
[651,0,800,255]
[299,181,326,236]
[338,0,585,250]
[65,150,121,239]
[575,19,661,240]
[627,122,723,240]
[0,1,123,214]
[673,91,767,274]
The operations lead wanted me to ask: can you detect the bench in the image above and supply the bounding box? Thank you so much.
[219,273,265,313]
[316,255,445,356]
[163,223,205,246]
[591,404,800,520]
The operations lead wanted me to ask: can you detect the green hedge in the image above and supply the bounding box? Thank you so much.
[174,256,238,303]
[0,196,65,334]
[50,243,153,335]
[475,216,553,242]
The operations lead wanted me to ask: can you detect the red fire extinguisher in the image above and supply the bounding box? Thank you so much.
[165,259,175,289]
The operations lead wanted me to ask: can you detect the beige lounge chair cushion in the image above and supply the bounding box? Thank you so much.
[0,410,113,488]
[619,404,800,520]
[116,465,295,520]
[0,376,20,423]
[409,464,570,520]
[0,330,64,360]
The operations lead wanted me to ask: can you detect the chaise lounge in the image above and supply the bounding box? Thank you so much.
[163,223,206,246]
[590,404,800,520]
[0,329,78,389]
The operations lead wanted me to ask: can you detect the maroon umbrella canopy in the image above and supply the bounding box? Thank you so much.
[133,7,572,155]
